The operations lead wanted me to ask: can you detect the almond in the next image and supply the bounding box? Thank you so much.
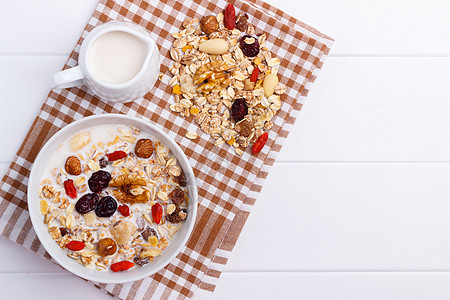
[263,73,279,97]
[198,38,229,55]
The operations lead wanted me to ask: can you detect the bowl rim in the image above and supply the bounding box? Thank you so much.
[27,114,198,283]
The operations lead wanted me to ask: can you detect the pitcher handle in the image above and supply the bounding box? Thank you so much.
[50,66,85,90]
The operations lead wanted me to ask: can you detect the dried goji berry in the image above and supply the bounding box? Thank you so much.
[63,179,77,199]
[118,204,130,217]
[252,132,268,154]
[250,67,259,82]
[66,240,85,251]
[152,203,163,224]
[105,150,127,161]
[224,4,236,30]
[111,260,134,272]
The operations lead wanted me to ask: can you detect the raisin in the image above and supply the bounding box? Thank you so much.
[75,193,98,214]
[59,227,68,237]
[239,35,260,57]
[235,13,248,32]
[231,98,248,122]
[99,157,108,169]
[141,227,158,242]
[95,196,117,218]
[97,237,117,257]
[174,172,187,187]
[236,120,253,137]
[169,187,185,205]
[134,256,150,266]
[165,205,188,224]
[88,170,112,193]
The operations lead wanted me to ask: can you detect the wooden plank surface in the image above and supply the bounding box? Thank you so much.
[2,0,450,299]
[3,272,450,300]
[1,0,450,56]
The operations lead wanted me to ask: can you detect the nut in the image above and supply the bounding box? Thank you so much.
[200,15,219,34]
[263,73,279,97]
[65,156,81,175]
[110,174,150,203]
[110,220,137,246]
[110,174,147,187]
[198,38,229,55]
[135,139,153,158]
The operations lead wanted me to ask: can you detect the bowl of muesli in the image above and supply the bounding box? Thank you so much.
[27,114,198,283]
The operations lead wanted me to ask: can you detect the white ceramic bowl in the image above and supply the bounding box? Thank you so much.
[27,114,198,283]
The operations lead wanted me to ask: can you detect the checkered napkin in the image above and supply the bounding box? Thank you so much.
[0,0,333,298]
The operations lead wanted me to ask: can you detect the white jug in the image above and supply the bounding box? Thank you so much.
[50,21,161,103]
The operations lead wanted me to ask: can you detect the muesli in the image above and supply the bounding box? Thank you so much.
[38,125,189,272]
[169,3,285,155]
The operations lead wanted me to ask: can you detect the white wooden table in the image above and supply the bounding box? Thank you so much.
[2,0,450,299]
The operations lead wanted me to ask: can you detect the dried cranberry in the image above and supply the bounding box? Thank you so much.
[169,187,185,205]
[239,35,260,57]
[231,98,248,122]
[75,193,98,214]
[141,227,158,242]
[95,196,117,218]
[99,157,108,169]
[88,170,112,193]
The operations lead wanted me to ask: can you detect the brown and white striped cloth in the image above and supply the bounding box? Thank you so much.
[0,0,333,298]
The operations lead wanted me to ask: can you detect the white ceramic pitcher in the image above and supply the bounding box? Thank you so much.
[50,21,160,103]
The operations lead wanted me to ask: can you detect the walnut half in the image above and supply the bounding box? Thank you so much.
[109,174,150,203]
